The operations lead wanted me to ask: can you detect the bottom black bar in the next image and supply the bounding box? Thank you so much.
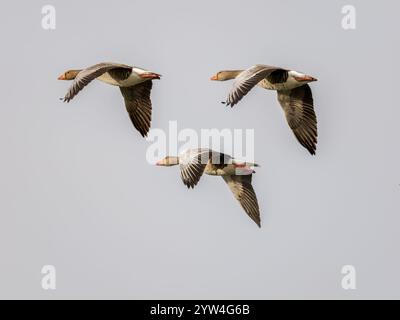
[0,300,396,318]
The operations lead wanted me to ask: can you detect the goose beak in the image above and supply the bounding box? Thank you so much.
[294,75,317,82]
[58,74,66,80]
[141,73,161,80]
[210,74,218,81]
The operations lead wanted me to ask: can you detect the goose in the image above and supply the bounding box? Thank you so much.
[156,148,261,227]
[58,62,161,137]
[210,65,318,155]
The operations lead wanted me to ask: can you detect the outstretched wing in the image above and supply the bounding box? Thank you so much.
[179,149,211,188]
[62,62,132,102]
[222,174,261,227]
[277,84,318,155]
[225,65,283,107]
[120,81,153,137]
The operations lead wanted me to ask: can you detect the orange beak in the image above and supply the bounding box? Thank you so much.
[210,74,218,81]
[58,74,66,80]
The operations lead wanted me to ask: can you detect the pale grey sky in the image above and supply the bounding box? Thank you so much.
[0,0,399,299]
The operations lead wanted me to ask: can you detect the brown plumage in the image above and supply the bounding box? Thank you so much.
[157,149,261,227]
[120,82,153,138]
[277,85,317,155]
[58,62,161,137]
[223,175,260,227]
[211,64,318,155]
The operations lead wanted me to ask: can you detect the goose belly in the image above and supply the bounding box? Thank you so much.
[96,73,121,86]
[119,72,145,87]
[204,163,236,176]
[258,77,303,91]
[97,72,144,87]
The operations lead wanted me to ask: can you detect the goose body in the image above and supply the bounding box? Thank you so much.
[257,70,310,91]
[58,62,161,137]
[96,67,151,87]
[211,65,318,155]
[157,149,261,227]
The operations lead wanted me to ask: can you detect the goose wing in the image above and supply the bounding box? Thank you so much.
[119,81,153,137]
[277,84,318,155]
[179,149,212,188]
[222,174,261,227]
[62,62,132,102]
[225,65,283,107]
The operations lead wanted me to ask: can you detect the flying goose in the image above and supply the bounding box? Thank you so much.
[58,62,161,137]
[156,148,261,227]
[210,65,318,155]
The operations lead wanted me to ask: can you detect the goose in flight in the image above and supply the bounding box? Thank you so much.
[210,65,318,155]
[58,62,161,137]
[156,149,261,227]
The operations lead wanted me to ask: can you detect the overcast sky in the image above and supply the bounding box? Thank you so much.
[0,0,399,299]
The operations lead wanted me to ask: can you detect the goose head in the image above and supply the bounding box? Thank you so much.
[210,70,243,81]
[58,70,81,80]
[156,156,179,166]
